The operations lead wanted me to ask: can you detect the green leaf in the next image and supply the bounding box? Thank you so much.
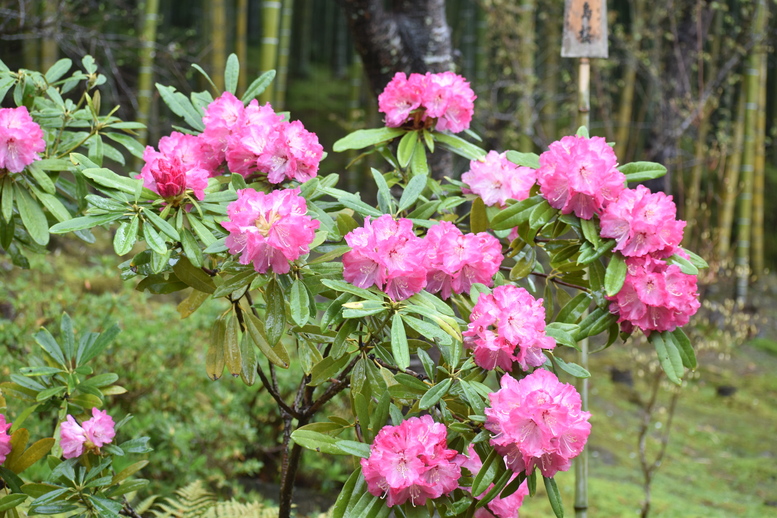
[1,176,14,222]
[576,125,589,138]
[397,130,417,168]
[0,494,28,512]
[155,84,205,131]
[33,190,71,223]
[172,256,216,294]
[580,217,600,247]
[459,379,486,416]
[14,185,49,246]
[224,312,242,377]
[50,213,123,234]
[552,356,591,378]
[545,323,579,349]
[650,331,683,385]
[77,323,120,366]
[604,252,627,296]
[244,312,289,368]
[242,70,276,103]
[44,58,72,82]
[390,313,410,370]
[681,247,708,269]
[490,195,544,230]
[433,132,486,160]
[309,353,351,386]
[80,166,145,194]
[505,150,541,169]
[224,53,239,94]
[398,174,427,212]
[556,293,592,323]
[239,332,258,385]
[332,127,406,152]
[666,253,699,275]
[409,144,429,177]
[290,429,358,456]
[339,194,383,218]
[332,468,364,518]
[401,314,452,346]
[141,207,180,241]
[472,448,499,497]
[470,196,489,233]
[509,244,536,281]
[27,163,56,194]
[419,377,452,410]
[321,279,383,301]
[371,168,393,214]
[180,227,204,267]
[618,161,668,183]
[34,328,66,367]
[212,270,258,298]
[669,328,697,369]
[265,278,286,346]
[142,220,167,254]
[290,278,311,326]
[113,217,138,256]
[185,212,216,246]
[6,438,55,474]
[206,317,226,380]
[544,476,565,518]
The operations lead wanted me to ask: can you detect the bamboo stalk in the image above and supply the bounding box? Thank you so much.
[236,0,249,94]
[258,0,282,104]
[211,0,227,92]
[541,0,561,143]
[135,0,160,163]
[41,0,58,71]
[717,88,745,265]
[518,0,536,152]
[274,0,294,109]
[751,50,768,278]
[614,0,644,161]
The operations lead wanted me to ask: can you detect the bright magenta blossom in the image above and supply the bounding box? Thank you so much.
[0,414,11,465]
[138,131,211,203]
[464,285,555,371]
[343,215,428,301]
[462,151,537,207]
[607,253,700,333]
[378,71,475,133]
[425,221,503,299]
[222,188,319,274]
[460,445,529,518]
[361,415,461,507]
[0,106,45,173]
[600,185,686,257]
[60,408,116,459]
[485,370,591,478]
[536,135,625,219]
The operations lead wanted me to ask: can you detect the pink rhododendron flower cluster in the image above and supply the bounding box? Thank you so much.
[60,408,116,459]
[222,188,319,274]
[462,151,537,207]
[378,71,476,133]
[201,92,323,184]
[460,444,529,518]
[425,221,503,300]
[599,185,685,257]
[361,415,461,507]
[0,414,12,465]
[137,131,211,203]
[463,285,555,371]
[536,135,625,219]
[0,106,46,173]
[607,254,700,333]
[342,215,429,301]
[485,369,591,478]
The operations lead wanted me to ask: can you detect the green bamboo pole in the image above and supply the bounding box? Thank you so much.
[717,88,745,265]
[346,54,363,193]
[294,0,312,77]
[735,0,768,304]
[41,0,58,71]
[274,0,294,109]
[236,0,249,94]
[518,0,536,152]
[614,0,644,161]
[135,0,160,167]
[751,50,768,278]
[474,2,488,93]
[211,0,227,92]
[258,0,282,104]
[542,0,561,142]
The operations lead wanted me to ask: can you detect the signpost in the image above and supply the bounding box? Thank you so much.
[562,2,608,517]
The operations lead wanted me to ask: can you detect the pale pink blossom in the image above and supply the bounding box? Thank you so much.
[536,135,625,219]
[464,285,555,371]
[60,408,116,459]
[221,188,319,274]
[462,151,537,207]
[0,106,46,173]
[343,215,428,300]
[378,71,475,133]
[485,370,591,478]
[608,253,700,334]
[461,444,530,518]
[361,415,461,507]
[600,185,686,257]
[0,414,12,465]
[137,132,211,203]
[424,221,503,299]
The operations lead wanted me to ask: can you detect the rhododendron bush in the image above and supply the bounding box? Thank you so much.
[0,54,707,518]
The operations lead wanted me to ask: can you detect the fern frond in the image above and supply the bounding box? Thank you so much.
[151,480,217,518]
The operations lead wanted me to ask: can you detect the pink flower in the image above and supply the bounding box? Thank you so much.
[343,215,428,300]
[0,414,12,465]
[485,370,591,478]
[425,221,503,299]
[463,285,555,371]
[536,135,625,219]
[60,408,116,459]
[361,415,461,507]
[221,188,320,274]
[377,71,475,133]
[201,91,246,163]
[225,102,284,178]
[137,132,211,203]
[0,106,46,173]
[607,253,700,334]
[461,445,529,518]
[462,151,537,207]
[600,185,686,257]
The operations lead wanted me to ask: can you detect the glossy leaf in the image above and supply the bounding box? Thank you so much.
[390,313,410,370]
[605,252,627,296]
[650,331,683,385]
[15,185,49,246]
[264,278,286,346]
[242,70,276,103]
[206,317,226,380]
[333,127,405,152]
[619,161,668,183]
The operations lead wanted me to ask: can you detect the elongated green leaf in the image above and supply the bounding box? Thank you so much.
[667,328,697,369]
[580,217,600,247]
[651,332,683,385]
[0,493,28,512]
[224,53,239,94]
[419,377,452,410]
[332,468,364,518]
[224,312,242,377]
[390,313,410,370]
[552,356,590,378]
[265,278,286,346]
[15,185,49,245]
[206,317,226,380]
[27,163,56,194]
[321,279,383,301]
[618,161,668,183]
[242,70,276,103]
[172,256,216,294]
[605,252,627,296]
[490,195,544,230]
[556,293,592,323]
[244,312,289,368]
[50,213,123,234]
[142,220,167,254]
[459,379,485,415]
[371,168,393,214]
[339,194,383,218]
[666,253,699,275]
[309,353,351,386]
[409,144,429,176]
[77,323,120,366]
[155,84,205,131]
[80,166,144,194]
[34,191,71,223]
[470,196,489,233]
[544,476,565,518]
[332,127,405,152]
[433,132,486,160]
[398,174,427,212]
[34,328,65,367]
[472,448,499,497]
[113,217,138,256]
[141,207,180,241]
[397,131,417,168]
[6,438,55,474]
[505,150,540,169]
[290,279,311,326]
[44,58,72,82]
[1,176,13,222]
[212,270,258,298]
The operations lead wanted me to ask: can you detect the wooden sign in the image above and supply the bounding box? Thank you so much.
[561,0,609,58]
